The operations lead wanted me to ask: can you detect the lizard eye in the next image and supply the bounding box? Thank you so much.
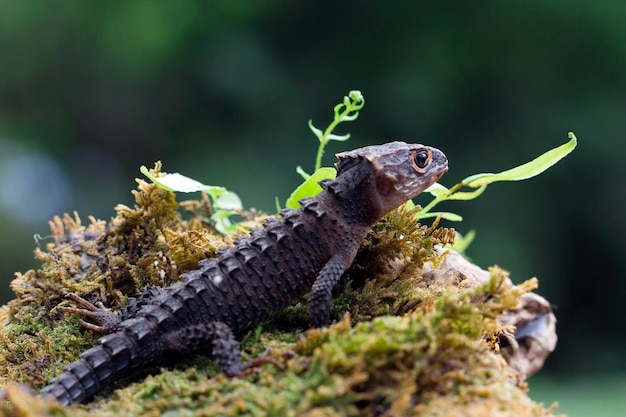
[411,149,432,173]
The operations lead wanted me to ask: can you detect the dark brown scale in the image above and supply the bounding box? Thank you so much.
[248,238,285,311]
[225,251,267,324]
[215,256,252,327]
[268,216,320,284]
[234,246,277,322]
[182,273,214,317]
[140,304,177,332]
[170,285,200,321]
[38,141,449,405]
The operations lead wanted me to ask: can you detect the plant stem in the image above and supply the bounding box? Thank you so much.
[418,182,464,216]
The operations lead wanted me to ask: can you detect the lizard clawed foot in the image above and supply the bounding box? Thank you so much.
[238,349,294,376]
[57,293,120,334]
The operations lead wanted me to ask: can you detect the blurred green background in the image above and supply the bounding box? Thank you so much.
[1,1,624,414]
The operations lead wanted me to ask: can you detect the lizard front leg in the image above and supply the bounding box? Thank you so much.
[308,254,350,328]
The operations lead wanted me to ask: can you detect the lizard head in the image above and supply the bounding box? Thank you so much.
[334,141,448,222]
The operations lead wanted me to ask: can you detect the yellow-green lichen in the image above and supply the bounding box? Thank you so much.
[0,168,561,416]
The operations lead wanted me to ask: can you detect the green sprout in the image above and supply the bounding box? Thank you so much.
[285,90,364,209]
[308,90,365,174]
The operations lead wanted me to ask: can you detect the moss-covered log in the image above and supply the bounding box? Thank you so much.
[0,176,560,416]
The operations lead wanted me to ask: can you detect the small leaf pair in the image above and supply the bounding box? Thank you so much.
[140,166,242,234]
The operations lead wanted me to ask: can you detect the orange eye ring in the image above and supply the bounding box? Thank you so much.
[411,149,432,173]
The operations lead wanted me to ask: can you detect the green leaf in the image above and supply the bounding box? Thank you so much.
[327,133,351,141]
[211,210,235,220]
[416,211,463,222]
[141,165,243,235]
[463,133,577,188]
[140,165,227,195]
[444,185,487,201]
[212,214,238,234]
[285,167,336,209]
[340,113,359,122]
[333,102,346,117]
[423,182,449,198]
[214,191,242,211]
[308,120,324,141]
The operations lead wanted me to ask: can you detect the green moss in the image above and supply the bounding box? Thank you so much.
[3,274,555,416]
[0,168,561,416]
[0,166,244,389]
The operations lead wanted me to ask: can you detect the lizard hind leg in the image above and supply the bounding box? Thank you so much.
[163,321,283,377]
[57,293,121,334]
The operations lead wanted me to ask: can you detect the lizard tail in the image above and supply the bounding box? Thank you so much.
[40,317,162,405]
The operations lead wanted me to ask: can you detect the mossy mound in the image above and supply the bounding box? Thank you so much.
[0,169,561,416]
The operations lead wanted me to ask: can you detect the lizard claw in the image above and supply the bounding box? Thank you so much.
[57,293,120,334]
[239,349,292,376]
